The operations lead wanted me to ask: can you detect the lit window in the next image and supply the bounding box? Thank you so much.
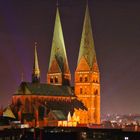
[124,137,129,140]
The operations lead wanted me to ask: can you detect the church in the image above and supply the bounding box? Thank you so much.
[11,4,100,127]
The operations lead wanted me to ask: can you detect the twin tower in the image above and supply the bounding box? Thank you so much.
[32,5,100,124]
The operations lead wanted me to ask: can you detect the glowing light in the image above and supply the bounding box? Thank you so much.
[124,137,129,140]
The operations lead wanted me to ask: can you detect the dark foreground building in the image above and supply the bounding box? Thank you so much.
[0,127,140,140]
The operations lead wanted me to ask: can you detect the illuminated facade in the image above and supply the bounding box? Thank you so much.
[75,5,100,124]
[11,4,100,127]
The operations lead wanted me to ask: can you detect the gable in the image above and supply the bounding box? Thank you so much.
[48,110,66,121]
[48,58,61,73]
[17,82,32,95]
[76,56,90,71]
[3,106,15,119]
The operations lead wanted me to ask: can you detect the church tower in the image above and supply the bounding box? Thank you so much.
[75,4,100,124]
[47,7,71,86]
[32,42,40,83]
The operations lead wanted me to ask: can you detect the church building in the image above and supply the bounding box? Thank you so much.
[11,4,100,127]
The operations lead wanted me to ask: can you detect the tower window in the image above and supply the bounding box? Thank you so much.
[50,77,53,83]
[95,90,98,95]
[80,76,82,82]
[85,86,87,94]
[85,76,88,82]
[55,76,58,83]
[96,79,98,83]
[80,88,83,94]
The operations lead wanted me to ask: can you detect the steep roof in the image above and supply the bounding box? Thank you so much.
[33,43,40,75]
[3,106,16,119]
[48,8,70,74]
[32,43,40,83]
[48,110,66,120]
[13,82,87,119]
[16,82,74,97]
[76,56,90,71]
[77,4,96,69]
[48,58,61,73]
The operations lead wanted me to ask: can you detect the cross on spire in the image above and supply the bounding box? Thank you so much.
[86,0,88,5]
[35,42,37,47]
[56,0,59,7]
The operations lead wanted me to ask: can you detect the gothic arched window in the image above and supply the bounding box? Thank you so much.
[80,76,82,82]
[55,76,58,83]
[50,77,53,83]
[85,76,88,82]
[95,90,98,95]
[80,87,83,94]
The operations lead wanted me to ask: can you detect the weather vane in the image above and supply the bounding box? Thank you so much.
[35,42,37,47]
[56,0,59,7]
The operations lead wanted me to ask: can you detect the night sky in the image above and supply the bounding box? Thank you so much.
[0,0,140,115]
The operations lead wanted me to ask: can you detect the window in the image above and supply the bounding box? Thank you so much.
[80,88,83,94]
[96,79,98,83]
[80,76,82,82]
[85,86,87,94]
[55,76,58,83]
[95,90,98,95]
[85,76,88,82]
[50,77,53,83]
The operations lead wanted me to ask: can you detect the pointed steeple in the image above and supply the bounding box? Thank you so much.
[47,7,71,85]
[75,3,100,124]
[32,42,40,83]
[77,4,96,69]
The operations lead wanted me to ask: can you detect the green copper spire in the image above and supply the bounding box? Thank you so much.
[77,4,96,69]
[47,7,71,85]
[48,8,70,74]
[32,42,40,83]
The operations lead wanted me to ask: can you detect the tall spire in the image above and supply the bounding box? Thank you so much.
[77,4,96,69]
[75,3,100,124]
[32,42,40,83]
[47,7,71,85]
